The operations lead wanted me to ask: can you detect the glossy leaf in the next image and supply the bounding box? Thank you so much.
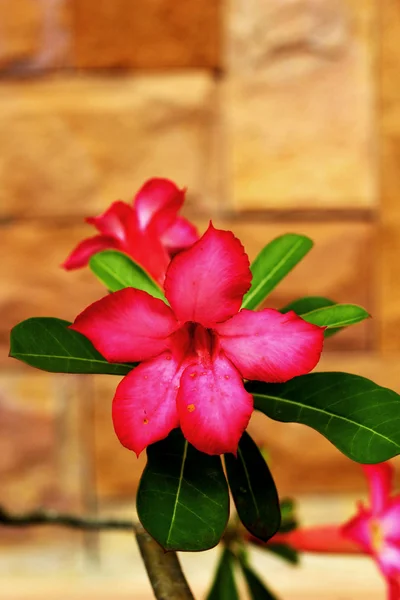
[225,432,281,541]
[281,297,369,338]
[248,373,400,463]
[239,560,278,600]
[265,543,299,565]
[9,317,132,375]
[207,549,239,600]
[300,304,369,332]
[281,296,338,337]
[90,249,167,301]
[279,498,297,533]
[242,234,313,310]
[137,429,229,552]
[280,296,335,315]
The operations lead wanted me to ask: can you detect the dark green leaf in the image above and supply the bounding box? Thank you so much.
[137,429,229,552]
[89,249,167,302]
[225,432,280,541]
[248,373,400,463]
[239,560,278,600]
[207,549,239,600]
[265,543,299,565]
[279,497,297,533]
[281,296,339,338]
[281,297,369,338]
[280,296,336,315]
[300,304,369,332]
[242,234,313,310]
[278,519,297,534]
[9,317,132,375]
[279,498,296,523]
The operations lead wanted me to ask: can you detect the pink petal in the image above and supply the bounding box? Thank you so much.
[62,235,119,270]
[216,309,324,383]
[382,499,400,542]
[86,201,134,242]
[342,510,373,553]
[124,224,171,285]
[112,352,182,456]
[377,543,400,579]
[363,463,393,515]
[164,224,252,327]
[161,216,199,255]
[70,288,179,363]
[177,352,253,455]
[270,525,364,554]
[388,577,400,600]
[134,178,185,233]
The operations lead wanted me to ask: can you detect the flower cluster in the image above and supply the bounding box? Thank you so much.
[66,178,324,456]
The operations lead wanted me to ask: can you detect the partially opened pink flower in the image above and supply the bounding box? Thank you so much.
[71,225,324,456]
[343,463,400,583]
[264,462,400,599]
[63,178,199,283]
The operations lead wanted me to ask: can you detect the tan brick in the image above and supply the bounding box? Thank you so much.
[93,376,146,500]
[225,0,377,210]
[0,372,85,550]
[72,0,220,69]
[379,1,400,352]
[0,75,219,218]
[249,352,400,495]
[0,0,70,70]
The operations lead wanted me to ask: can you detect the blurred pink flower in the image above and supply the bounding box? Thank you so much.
[63,177,199,284]
[266,463,400,599]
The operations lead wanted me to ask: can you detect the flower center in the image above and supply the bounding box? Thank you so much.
[190,323,218,363]
[369,519,384,553]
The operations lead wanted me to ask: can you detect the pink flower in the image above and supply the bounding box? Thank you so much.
[263,463,400,599]
[62,178,199,284]
[71,225,324,456]
[343,463,400,583]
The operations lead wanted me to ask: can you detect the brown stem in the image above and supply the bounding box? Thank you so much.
[0,506,195,600]
[134,522,195,600]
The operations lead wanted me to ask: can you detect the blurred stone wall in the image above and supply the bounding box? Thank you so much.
[0,0,398,576]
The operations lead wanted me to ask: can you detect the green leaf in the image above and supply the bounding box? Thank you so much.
[9,317,132,375]
[137,429,229,552]
[279,498,297,533]
[239,560,278,600]
[89,249,167,301]
[265,543,299,565]
[248,373,400,463]
[300,304,369,333]
[207,549,239,600]
[242,234,313,310]
[225,432,281,542]
[281,297,369,338]
[279,498,296,523]
[280,296,336,315]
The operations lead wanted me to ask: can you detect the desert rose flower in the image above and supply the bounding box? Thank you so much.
[343,464,400,589]
[63,177,199,283]
[71,225,324,456]
[264,463,400,599]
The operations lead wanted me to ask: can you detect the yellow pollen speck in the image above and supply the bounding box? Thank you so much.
[189,372,197,378]
[143,418,149,425]
[187,404,196,412]
[369,519,384,552]
[224,375,230,380]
